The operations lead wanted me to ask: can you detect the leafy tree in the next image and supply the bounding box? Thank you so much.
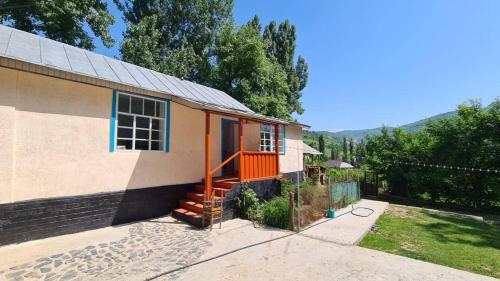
[318,135,325,155]
[330,145,335,160]
[212,23,290,119]
[365,99,500,210]
[263,20,308,115]
[342,136,348,162]
[0,0,115,50]
[117,0,233,81]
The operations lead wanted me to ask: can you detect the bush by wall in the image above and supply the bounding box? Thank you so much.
[261,195,289,229]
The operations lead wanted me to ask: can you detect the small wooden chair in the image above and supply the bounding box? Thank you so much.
[202,191,224,231]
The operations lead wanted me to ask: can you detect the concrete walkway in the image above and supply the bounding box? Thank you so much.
[0,199,495,281]
[300,199,388,245]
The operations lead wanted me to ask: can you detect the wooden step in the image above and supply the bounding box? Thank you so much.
[196,183,235,193]
[214,181,236,189]
[187,192,222,204]
[201,176,239,183]
[172,208,203,228]
[180,200,203,213]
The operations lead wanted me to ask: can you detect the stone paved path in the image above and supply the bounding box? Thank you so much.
[0,218,211,281]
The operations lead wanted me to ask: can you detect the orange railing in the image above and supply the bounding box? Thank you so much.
[205,112,280,200]
[241,151,278,180]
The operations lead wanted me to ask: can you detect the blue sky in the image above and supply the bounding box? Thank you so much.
[96,0,500,131]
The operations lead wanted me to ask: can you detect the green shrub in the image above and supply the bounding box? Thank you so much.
[280,178,295,196]
[262,195,289,229]
[237,187,262,221]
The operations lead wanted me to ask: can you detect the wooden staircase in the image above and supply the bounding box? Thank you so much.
[172,176,239,227]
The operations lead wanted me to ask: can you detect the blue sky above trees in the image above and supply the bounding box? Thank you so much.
[94,0,500,131]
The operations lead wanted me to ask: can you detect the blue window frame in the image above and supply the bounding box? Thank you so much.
[260,124,285,154]
[110,90,170,152]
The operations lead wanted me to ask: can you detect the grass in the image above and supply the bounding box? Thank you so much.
[360,205,500,278]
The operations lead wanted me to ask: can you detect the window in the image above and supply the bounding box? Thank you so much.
[114,92,167,151]
[259,124,285,154]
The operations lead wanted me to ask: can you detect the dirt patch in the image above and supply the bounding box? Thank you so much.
[400,241,419,252]
[387,205,413,218]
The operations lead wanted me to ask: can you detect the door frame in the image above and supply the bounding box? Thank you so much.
[220,118,239,176]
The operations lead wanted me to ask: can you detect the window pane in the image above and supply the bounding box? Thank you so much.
[118,128,133,138]
[136,116,149,128]
[152,119,160,130]
[152,130,160,140]
[118,94,130,113]
[131,96,143,115]
[157,102,165,118]
[151,141,160,151]
[118,114,133,127]
[144,99,155,116]
[136,129,149,139]
[135,140,149,150]
[117,139,132,150]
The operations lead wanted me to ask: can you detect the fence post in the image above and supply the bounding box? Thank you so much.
[288,191,295,231]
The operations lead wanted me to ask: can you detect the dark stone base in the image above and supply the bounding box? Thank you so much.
[282,171,304,184]
[0,171,304,245]
[0,184,195,246]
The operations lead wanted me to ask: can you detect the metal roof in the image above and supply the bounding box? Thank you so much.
[0,25,253,113]
[325,160,354,169]
[303,143,322,155]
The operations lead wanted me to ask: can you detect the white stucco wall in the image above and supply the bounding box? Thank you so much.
[279,125,304,174]
[0,67,245,203]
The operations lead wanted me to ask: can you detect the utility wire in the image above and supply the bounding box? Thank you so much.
[393,160,499,174]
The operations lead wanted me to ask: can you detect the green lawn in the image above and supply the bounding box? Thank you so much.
[360,205,500,278]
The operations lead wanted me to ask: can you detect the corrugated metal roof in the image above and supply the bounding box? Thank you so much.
[0,24,252,113]
[303,143,322,155]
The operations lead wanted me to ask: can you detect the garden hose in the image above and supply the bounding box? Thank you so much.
[350,203,375,217]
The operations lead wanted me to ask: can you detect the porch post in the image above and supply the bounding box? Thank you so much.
[238,118,244,181]
[274,124,280,176]
[205,111,212,200]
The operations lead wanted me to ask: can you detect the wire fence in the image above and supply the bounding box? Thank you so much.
[293,174,361,230]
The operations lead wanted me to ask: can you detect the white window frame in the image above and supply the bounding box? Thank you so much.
[259,124,285,154]
[115,92,165,151]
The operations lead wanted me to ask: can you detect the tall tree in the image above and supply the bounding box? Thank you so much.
[355,140,366,166]
[117,0,233,81]
[330,145,335,160]
[263,20,309,115]
[349,138,354,163]
[318,135,325,155]
[342,136,348,162]
[0,0,115,50]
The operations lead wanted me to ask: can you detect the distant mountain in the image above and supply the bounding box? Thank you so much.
[305,110,457,143]
[333,110,457,141]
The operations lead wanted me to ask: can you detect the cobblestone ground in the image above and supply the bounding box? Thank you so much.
[0,220,211,281]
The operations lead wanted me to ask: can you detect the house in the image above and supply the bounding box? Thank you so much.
[0,25,309,246]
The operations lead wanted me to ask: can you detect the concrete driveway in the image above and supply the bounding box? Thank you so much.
[177,201,495,281]
[0,200,495,281]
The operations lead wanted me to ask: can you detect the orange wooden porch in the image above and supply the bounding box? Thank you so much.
[172,111,282,227]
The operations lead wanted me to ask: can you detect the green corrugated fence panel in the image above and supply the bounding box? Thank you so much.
[331,181,359,203]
